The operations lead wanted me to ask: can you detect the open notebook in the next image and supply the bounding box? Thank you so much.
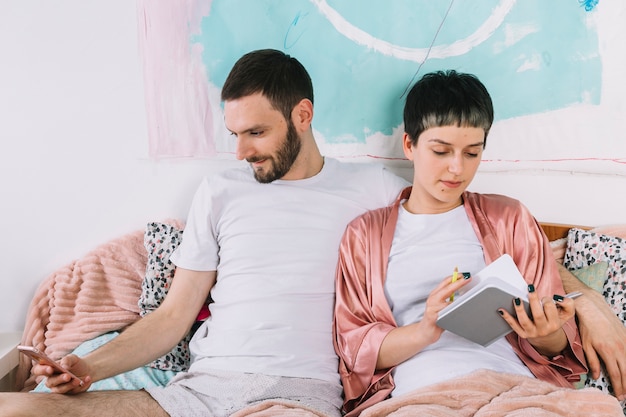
[436,254,530,346]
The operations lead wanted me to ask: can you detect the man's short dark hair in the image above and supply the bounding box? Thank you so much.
[221,49,314,122]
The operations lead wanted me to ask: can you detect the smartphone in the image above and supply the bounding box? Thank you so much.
[17,345,85,386]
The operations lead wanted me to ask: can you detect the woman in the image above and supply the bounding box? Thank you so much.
[332,70,602,416]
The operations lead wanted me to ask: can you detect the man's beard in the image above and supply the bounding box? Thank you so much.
[249,121,302,183]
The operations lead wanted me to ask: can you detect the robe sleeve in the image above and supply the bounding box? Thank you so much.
[333,214,396,415]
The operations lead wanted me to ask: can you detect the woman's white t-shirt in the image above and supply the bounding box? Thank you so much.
[385,203,533,397]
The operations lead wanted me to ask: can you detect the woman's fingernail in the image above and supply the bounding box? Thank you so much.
[553,294,564,302]
[528,284,535,293]
[462,272,471,279]
[514,298,521,306]
[498,309,504,316]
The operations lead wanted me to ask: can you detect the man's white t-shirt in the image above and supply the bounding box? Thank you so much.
[171,158,408,384]
[385,203,533,397]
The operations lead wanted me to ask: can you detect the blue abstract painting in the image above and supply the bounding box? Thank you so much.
[139,0,624,174]
[195,0,600,144]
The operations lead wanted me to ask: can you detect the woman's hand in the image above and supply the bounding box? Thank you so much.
[422,272,473,331]
[498,285,575,357]
[376,273,473,370]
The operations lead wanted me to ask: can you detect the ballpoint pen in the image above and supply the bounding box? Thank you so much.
[565,291,583,299]
[556,291,583,301]
[550,291,583,304]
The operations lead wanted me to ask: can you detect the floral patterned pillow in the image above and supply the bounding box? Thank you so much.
[564,228,625,410]
[138,221,191,372]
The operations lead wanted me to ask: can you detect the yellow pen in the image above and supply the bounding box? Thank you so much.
[449,266,458,302]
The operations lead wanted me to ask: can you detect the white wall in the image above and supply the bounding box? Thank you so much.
[1,1,624,332]
[0,1,236,333]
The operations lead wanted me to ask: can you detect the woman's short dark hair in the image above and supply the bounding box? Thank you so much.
[221,49,314,122]
[403,70,494,148]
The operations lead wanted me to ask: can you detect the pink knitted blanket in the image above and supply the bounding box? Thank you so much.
[217,369,622,417]
[355,369,622,417]
[16,220,184,391]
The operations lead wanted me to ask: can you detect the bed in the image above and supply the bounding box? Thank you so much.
[11,219,626,415]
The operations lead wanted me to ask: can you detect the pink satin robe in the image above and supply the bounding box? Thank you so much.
[333,187,587,416]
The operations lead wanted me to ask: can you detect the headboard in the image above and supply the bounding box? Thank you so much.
[539,222,592,242]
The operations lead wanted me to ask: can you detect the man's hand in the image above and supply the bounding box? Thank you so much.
[559,263,626,400]
[33,354,92,394]
[575,290,626,400]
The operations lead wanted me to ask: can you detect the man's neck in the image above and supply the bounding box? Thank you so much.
[280,135,324,180]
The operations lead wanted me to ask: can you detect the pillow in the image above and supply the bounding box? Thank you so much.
[33,331,177,392]
[570,261,609,293]
[564,228,625,404]
[564,228,625,307]
[138,221,191,372]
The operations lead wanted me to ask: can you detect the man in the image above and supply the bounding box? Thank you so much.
[0,49,408,417]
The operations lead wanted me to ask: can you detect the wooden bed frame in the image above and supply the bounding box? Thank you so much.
[539,222,592,242]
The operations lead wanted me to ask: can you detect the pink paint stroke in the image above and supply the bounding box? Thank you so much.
[215,149,626,166]
[137,0,215,158]
[482,157,626,165]
[288,154,626,164]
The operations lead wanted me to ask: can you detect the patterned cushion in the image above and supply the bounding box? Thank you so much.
[138,222,190,371]
[564,228,625,407]
[570,261,609,293]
